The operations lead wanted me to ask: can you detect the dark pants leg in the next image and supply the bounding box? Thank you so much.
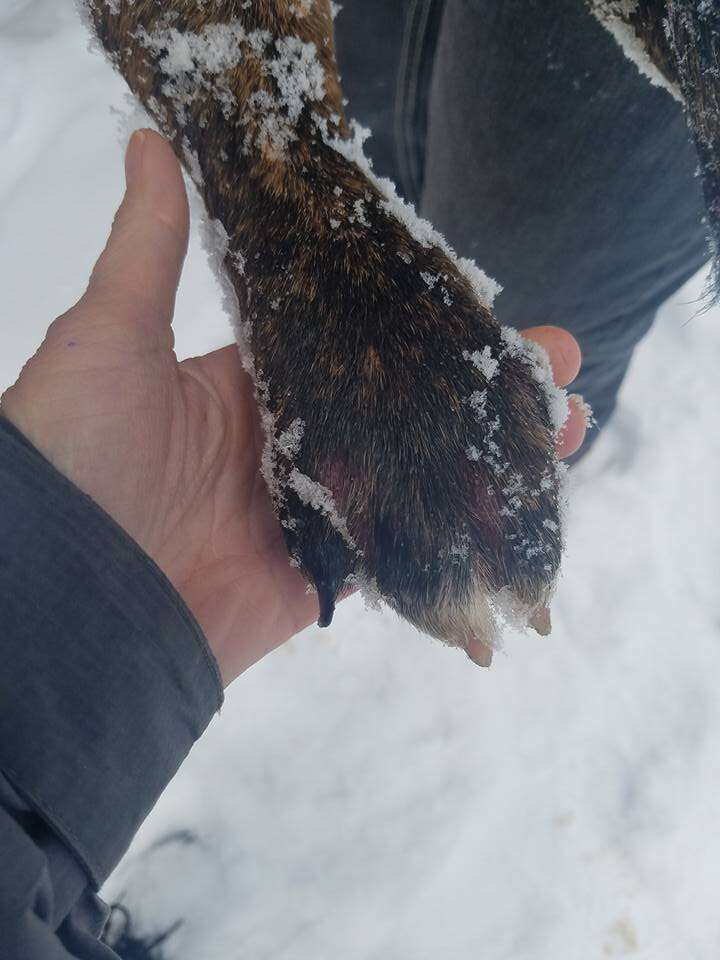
[334,0,709,462]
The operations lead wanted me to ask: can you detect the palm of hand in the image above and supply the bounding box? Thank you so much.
[1,131,586,686]
[2,313,318,686]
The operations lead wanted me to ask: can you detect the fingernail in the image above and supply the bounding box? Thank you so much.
[125,130,147,187]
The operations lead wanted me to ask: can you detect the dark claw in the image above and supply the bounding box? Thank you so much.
[316,583,336,628]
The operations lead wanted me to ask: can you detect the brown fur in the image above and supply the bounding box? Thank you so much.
[81,0,566,652]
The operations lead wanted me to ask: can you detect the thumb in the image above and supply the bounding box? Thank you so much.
[77,129,190,335]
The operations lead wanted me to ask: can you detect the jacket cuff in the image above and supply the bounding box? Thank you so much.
[0,413,223,889]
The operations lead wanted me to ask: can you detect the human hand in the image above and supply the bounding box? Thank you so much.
[0,130,586,687]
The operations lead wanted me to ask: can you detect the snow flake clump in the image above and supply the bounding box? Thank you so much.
[244,34,326,155]
[136,21,253,93]
[467,390,488,421]
[463,345,499,382]
[266,35,326,125]
[349,198,371,226]
[289,0,315,17]
[136,20,326,157]
[276,419,305,459]
[466,444,482,462]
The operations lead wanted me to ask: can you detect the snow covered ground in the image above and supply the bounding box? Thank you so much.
[2,2,720,958]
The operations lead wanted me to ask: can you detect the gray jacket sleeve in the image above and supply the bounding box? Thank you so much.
[0,413,224,958]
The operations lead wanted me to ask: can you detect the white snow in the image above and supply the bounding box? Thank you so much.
[136,21,254,82]
[276,418,305,460]
[289,0,315,18]
[135,18,325,158]
[266,34,326,124]
[467,388,488,420]
[349,197,370,226]
[3,4,720,959]
[463,345,499,382]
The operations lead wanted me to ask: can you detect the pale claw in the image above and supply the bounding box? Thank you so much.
[529,606,552,637]
[465,633,494,668]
